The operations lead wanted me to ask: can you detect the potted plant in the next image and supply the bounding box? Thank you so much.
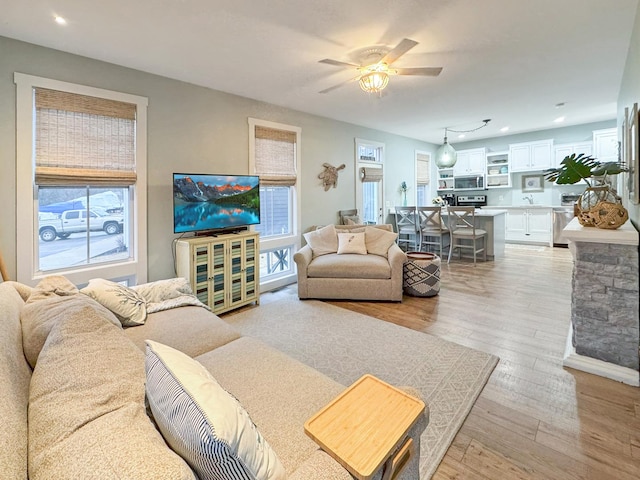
[543,153,629,229]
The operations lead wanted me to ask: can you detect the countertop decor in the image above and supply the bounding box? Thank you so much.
[543,153,629,229]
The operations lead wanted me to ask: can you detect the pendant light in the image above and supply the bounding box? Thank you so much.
[434,119,492,169]
[435,128,457,168]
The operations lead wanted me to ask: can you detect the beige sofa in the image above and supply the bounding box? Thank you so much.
[294,224,407,301]
[0,277,426,479]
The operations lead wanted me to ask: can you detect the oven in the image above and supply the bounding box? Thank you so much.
[456,195,487,208]
[454,175,484,191]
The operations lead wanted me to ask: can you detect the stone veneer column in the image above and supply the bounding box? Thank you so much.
[563,218,639,386]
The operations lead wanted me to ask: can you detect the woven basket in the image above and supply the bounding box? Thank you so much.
[403,252,440,297]
[576,185,629,229]
[577,201,629,229]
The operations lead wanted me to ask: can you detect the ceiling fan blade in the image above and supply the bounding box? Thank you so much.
[318,74,361,94]
[394,67,443,76]
[380,38,418,65]
[319,58,360,68]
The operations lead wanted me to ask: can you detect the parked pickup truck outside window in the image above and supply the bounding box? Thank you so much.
[38,209,124,242]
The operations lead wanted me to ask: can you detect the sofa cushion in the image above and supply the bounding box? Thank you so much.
[25,274,79,303]
[124,305,241,358]
[364,227,398,257]
[21,287,121,368]
[145,340,286,480]
[194,337,346,476]
[337,232,367,255]
[28,297,195,480]
[0,283,32,480]
[303,224,338,257]
[132,277,209,314]
[307,253,392,279]
[81,278,148,326]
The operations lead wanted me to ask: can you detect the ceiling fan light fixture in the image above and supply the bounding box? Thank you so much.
[358,65,389,93]
[435,129,457,168]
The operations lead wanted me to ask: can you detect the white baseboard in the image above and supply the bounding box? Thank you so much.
[563,325,639,387]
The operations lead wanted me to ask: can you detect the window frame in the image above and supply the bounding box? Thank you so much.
[15,73,148,286]
[415,149,431,206]
[355,138,385,224]
[248,118,301,291]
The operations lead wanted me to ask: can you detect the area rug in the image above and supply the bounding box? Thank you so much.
[224,296,499,479]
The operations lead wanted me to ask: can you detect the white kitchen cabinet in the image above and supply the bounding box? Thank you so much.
[505,207,552,245]
[509,140,553,172]
[554,142,593,166]
[592,128,618,162]
[453,148,486,176]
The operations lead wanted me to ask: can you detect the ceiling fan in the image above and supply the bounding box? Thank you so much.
[318,38,442,94]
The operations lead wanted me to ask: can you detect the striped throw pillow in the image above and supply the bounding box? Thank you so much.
[145,340,286,480]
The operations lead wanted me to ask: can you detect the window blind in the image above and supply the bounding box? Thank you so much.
[360,166,383,183]
[416,153,430,184]
[34,88,137,185]
[254,126,297,186]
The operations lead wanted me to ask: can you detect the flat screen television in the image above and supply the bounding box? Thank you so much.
[173,173,260,234]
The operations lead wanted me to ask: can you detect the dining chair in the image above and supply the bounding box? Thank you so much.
[446,206,487,265]
[394,206,419,251]
[416,206,450,258]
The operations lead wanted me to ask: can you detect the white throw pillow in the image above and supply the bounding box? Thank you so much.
[145,340,286,480]
[337,232,367,254]
[364,227,398,257]
[80,278,147,327]
[303,224,338,257]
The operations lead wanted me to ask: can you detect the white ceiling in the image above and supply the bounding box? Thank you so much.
[2,0,638,144]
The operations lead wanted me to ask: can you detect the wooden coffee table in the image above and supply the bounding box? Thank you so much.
[304,374,425,480]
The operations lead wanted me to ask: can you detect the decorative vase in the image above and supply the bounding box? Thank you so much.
[576,185,628,229]
[403,192,407,206]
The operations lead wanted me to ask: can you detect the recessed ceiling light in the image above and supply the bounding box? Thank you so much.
[554,116,565,123]
[457,134,466,139]
[54,15,67,25]
[500,126,510,133]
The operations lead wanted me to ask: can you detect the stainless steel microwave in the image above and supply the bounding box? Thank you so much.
[454,175,484,191]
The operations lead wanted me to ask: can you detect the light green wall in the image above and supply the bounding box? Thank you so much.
[0,36,435,281]
[618,2,640,228]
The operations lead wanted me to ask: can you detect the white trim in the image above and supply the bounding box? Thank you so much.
[248,118,301,289]
[355,139,385,223]
[563,324,639,387]
[14,72,148,286]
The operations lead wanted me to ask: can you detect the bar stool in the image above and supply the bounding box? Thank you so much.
[446,206,487,265]
[416,206,449,258]
[394,206,419,251]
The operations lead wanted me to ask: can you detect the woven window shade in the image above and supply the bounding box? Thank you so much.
[34,88,137,186]
[360,167,383,183]
[254,126,297,186]
[416,153,430,184]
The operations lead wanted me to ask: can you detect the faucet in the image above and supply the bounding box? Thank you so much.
[523,194,534,205]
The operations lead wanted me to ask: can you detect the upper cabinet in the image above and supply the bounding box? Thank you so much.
[509,139,553,172]
[453,147,486,176]
[486,151,510,188]
[592,128,618,162]
[554,142,593,167]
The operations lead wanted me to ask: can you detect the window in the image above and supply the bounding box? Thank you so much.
[15,73,147,286]
[355,139,385,224]
[416,151,431,206]
[249,119,301,290]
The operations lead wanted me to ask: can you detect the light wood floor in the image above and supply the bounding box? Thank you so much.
[263,244,640,479]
